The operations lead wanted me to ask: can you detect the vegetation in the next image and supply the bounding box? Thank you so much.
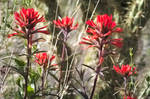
[0,0,150,99]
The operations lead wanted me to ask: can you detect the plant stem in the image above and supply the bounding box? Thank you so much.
[59,34,67,83]
[24,33,32,99]
[58,31,67,95]
[124,77,127,95]
[90,65,101,99]
[90,73,98,99]
[60,42,65,76]
[90,39,103,99]
[41,67,46,99]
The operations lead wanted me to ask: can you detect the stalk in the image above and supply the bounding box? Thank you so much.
[90,39,104,99]
[24,32,32,99]
[41,67,46,99]
[124,77,127,96]
[90,65,102,99]
[60,42,66,77]
[59,31,67,83]
[90,73,99,99]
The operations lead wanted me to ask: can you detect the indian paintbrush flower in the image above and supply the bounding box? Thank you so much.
[80,14,123,65]
[35,52,56,68]
[53,16,78,84]
[8,8,49,38]
[35,52,57,96]
[80,14,123,99]
[8,8,49,99]
[113,64,136,76]
[53,16,78,32]
[53,16,78,41]
[80,14,123,48]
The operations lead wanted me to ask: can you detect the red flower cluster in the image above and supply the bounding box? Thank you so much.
[14,8,45,29]
[8,8,49,38]
[113,64,136,76]
[80,14,123,49]
[123,96,136,99]
[35,53,56,68]
[86,14,122,37]
[80,14,123,65]
[53,16,78,32]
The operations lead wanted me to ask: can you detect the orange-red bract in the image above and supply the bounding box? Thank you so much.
[8,8,49,38]
[113,64,136,76]
[35,52,56,68]
[80,14,123,49]
[53,16,78,32]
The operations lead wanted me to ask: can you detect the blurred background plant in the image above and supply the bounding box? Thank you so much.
[0,0,150,99]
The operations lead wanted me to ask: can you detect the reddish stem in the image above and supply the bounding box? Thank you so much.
[24,33,32,99]
[59,40,66,80]
[58,30,67,92]
[90,39,103,99]
[90,73,98,99]
[41,67,46,98]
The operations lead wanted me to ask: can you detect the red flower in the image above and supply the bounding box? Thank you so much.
[35,53,56,68]
[80,14,123,65]
[113,64,136,76]
[123,96,136,99]
[8,8,49,38]
[80,14,123,49]
[53,16,78,32]
[86,14,122,38]
[15,8,45,28]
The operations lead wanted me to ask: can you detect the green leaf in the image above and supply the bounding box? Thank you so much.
[16,77,24,88]
[15,58,26,67]
[14,58,26,72]
[27,85,34,96]
[32,45,37,52]
[27,85,34,92]
[29,70,40,83]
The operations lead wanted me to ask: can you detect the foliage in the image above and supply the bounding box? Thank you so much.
[0,0,150,99]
